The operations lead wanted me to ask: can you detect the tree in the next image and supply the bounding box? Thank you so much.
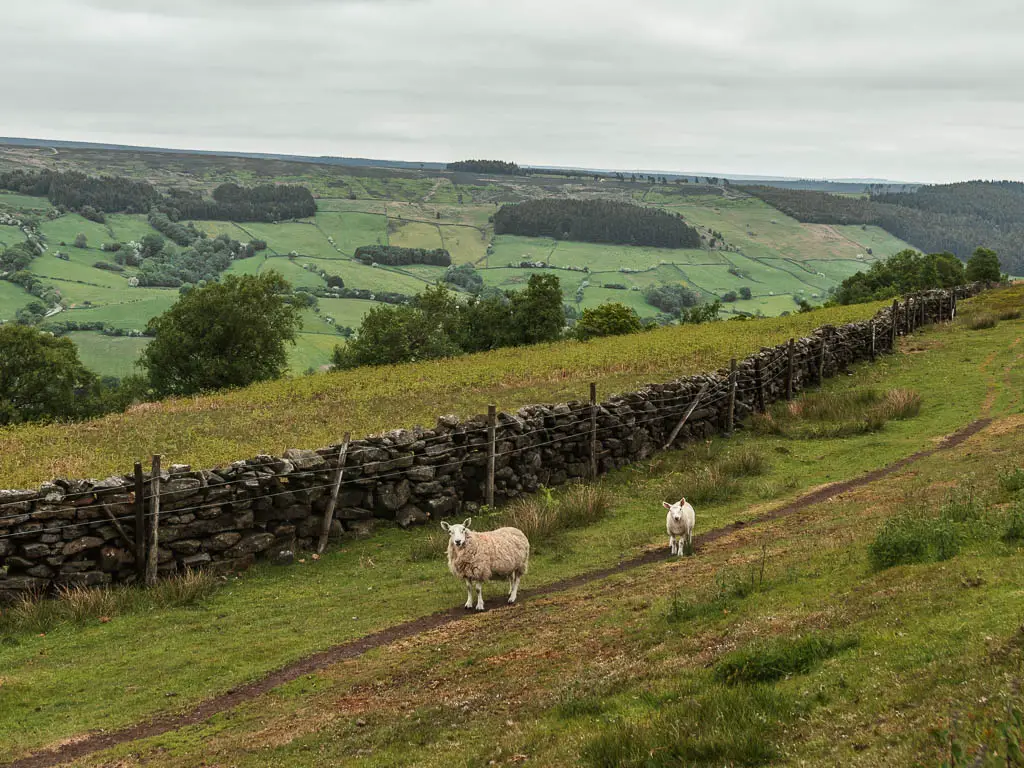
[722,291,738,303]
[965,247,1002,282]
[73,233,88,249]
[573,303,643,341]
[504,274,565,345]
[0,324,97,425]
[739,286,752,300]
[140,272,302,396]
[332,303,460,368]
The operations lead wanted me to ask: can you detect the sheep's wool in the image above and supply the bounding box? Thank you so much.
[447,527,530,582]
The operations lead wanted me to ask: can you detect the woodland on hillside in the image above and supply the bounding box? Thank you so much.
[446,159,521,175]
[744,182,1024,275]
[0,170,316,222]
[494,199,702,248]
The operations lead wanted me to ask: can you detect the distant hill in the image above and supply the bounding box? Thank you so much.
[744,181,1024,275]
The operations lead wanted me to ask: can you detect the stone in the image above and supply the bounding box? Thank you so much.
[168,539,203,555]
[181,552,212,568]
[376,480,411,512]
[396,505,428,528]
[405,465,435,483]
[269,549,295,566]
[22,542,52,558]
[412,481,444,496]
[206,532,242,551]
[344,519,375,537]
[283,448,326,471]
[225,533,276,557]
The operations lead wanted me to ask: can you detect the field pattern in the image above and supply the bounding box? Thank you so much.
[0,150,936,377]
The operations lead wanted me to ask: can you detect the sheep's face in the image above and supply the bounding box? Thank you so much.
[441,518,473,548]
[663,498,686,523]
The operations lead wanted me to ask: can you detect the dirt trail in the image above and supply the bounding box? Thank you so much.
[5,417,995,768]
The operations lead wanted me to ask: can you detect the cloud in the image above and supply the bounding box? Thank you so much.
[4,0,1023,181]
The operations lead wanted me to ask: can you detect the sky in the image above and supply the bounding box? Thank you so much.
[3,0,1024,183]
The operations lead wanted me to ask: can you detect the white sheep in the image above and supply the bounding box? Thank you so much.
[440,518,530,611]
[663,497,695,556]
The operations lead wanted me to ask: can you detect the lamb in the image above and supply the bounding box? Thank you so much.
[663,497,695,556]
[440,518,530,611]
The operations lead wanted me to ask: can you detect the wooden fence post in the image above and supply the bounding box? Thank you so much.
[920,297,926,327]
[486,405,496,508]
[589,383,598,479]
[754,358,766,413]
[726,358,737,435]
[663,381,710,450]
[318,433,350,554]
[785,338,795,401]
[134,461,145,580]
[951,293,957,321]
[145,454,161,587]
[891,299,899,348]
[869,319,876,361]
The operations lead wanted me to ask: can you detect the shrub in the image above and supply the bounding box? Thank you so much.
[998,465,1024,496]
[713,633,859,685]
[1003,505,1024,543]
[718,446,770,478]
[868,512,960,570]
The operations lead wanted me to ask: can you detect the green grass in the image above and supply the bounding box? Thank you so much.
[0,223,26,247]
[1,295,1019,766]
[37,213,111,249]
[0,191,52,210]
[0,280,33,321]
[713,633,860,684]
[314,211,387,255]
[65,331,150,378]
[57,291,179,330]
[103,213,161,244]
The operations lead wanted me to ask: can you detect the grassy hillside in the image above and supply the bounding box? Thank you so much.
[0,287,1019,766]
[0,300,890,488]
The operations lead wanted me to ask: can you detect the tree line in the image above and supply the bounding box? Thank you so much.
[829,247,1002,305]
[493,199,702,249]
[0,170,315,222]
[446,160,521,175]
[353,245,452,267]
[743,183,1024,276]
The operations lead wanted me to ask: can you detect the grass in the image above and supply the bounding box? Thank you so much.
[750,387,922,439]
[0,296,1020,764]
[0,570,218,636]
[66,331,150,378]
[713,633,860,685]
[0,299,894,488]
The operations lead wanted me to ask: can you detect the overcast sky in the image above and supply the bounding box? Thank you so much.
[3,0,1024,183]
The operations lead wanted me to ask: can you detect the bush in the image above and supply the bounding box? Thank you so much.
[739,286,752,300]
[1003,505,1024,543]
[713,633,859,685]
[998,465,1024,496]
[722,291,738,302]
[868,512,960,570]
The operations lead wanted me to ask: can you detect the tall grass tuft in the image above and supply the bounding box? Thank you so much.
[868,511,959,570]
[582,681,794,768]
[964,312,999,330]
[713,633,859,685]
[0,569,219,636]
[1003,503,1024,544]
[998,465,1024,496]
[499,483,614,543]
[751,387,922,440]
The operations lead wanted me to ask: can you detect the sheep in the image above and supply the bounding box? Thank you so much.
[663,497,695,556]
[440,518,530,611]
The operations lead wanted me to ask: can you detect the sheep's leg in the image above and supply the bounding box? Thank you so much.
[475,582,485,611]
[669,535,676,555]
[508,573,520,604]
[464,579,474,610]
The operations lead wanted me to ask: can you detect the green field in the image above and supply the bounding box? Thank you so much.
[0,280,33,320]
[0,161,944,387]
[0,223,25,247]
[0,191,52,210]
[66,331,150,378]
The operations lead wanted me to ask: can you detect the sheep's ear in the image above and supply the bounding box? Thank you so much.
[440,521,451,532]
[679,497,686,505]
[463,518,472,529]
[662,501,672,509]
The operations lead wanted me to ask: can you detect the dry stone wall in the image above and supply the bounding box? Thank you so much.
[0,285,984,601]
